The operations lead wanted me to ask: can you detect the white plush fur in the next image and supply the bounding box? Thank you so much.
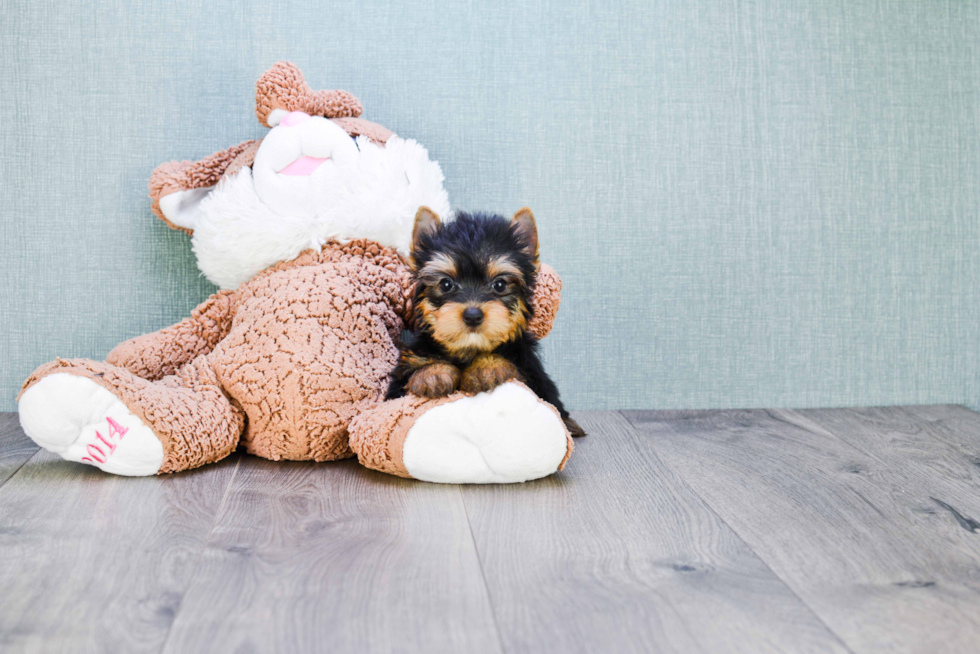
[18,374,164,476]
[186,116,450,289]
[402,383,569,484]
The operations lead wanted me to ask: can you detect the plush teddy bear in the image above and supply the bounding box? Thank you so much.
[18,62,573,484]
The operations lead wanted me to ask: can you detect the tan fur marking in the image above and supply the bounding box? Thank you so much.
[511,207,540,263]
[486,256,522,281]
[515,299,529,332]
[429,300,524,357]
[407,362,461,398]
[399,351,437,370]
[420,253,457,280]
[411,207,442,267]
[417,297,438,330]
[460,354,520,394]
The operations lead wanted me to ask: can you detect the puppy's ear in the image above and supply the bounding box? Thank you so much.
[510,207,540,265]
[411,206,442,259]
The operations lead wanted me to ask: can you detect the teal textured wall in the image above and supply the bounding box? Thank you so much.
[2,1,979,412]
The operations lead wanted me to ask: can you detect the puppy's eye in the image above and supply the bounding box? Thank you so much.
[492,278,508,294]
[438,279,455,293]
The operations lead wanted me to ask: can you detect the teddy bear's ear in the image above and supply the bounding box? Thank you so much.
[149,139,259,234]
[329,117,395,146]
[256,61,363,128]
[156,187,211,232]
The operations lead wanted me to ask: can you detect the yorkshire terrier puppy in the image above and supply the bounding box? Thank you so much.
[386,206,586,438]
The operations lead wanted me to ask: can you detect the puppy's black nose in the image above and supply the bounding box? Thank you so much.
[462,307,484,327]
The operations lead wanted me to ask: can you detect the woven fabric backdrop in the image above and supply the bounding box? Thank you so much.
[2,0,979,412]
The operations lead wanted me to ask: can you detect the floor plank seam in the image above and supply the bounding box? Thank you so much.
[616,410,860,654]
[0,447,42,493]
[458,486,508,654]
[156,454,242,654]
[767,409,893,469]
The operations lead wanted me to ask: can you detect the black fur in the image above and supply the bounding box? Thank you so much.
[386,211,584,437]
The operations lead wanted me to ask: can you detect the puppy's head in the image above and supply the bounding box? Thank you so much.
[410,207,539,357]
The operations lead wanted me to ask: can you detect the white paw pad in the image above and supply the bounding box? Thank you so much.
[402,382,569,484]
[18,373,164,476]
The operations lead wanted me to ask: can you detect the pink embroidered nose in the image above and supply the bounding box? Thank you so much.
[280,111,311,127]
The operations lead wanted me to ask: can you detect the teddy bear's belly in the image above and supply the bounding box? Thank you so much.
[210,262,404,461]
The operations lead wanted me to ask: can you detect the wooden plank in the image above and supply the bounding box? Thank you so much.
[794,405,980,519]
[624,408,980,654]
[460,411,850,654]
[898,405,980,471]
[0,446,240,654]
[161,457,503,654]
[0,413,39,489]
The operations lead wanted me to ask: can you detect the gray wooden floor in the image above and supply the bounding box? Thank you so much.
[2,407,980,654]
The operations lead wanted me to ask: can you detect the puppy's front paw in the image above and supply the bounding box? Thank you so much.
[460,355,519,394]
[408,363,462,398]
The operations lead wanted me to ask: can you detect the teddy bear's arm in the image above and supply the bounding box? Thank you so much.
[105,290,238,381]
[528,264,563,339]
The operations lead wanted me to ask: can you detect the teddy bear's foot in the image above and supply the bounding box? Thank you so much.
[18,373,164,476]
[350,382,573,484]
[404,383,571,483]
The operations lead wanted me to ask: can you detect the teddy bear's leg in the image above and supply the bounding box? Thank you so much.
[18,356,244,476]
[105,289,237,381]
[349,382,573,484]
